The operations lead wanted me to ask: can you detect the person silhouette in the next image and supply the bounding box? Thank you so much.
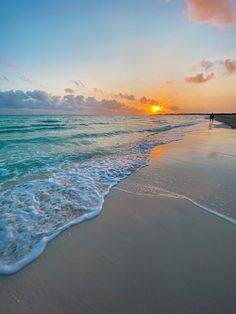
[210,112,214,124]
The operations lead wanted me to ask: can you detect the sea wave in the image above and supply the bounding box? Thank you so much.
[0,116,205,274]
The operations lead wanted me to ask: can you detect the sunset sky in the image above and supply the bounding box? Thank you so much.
[1,0,236,114]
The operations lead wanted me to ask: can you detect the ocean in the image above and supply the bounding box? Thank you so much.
[0,115,205,273]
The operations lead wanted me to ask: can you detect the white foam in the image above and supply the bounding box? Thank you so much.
[114,184,236,225]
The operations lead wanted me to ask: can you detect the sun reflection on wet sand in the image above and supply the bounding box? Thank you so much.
[150,146,166,161]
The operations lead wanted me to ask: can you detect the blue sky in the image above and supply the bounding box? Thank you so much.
[1,0,236,113]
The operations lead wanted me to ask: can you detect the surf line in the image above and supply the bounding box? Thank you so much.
[114,186,236,226]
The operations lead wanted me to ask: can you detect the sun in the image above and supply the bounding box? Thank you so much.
[151,105,162,113]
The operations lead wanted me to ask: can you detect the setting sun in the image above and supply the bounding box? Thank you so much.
[151,105,162,113]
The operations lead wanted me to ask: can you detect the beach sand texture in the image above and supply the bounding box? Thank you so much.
[0,124,236,314]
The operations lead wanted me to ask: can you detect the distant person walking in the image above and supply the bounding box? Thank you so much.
[210,112,214,123]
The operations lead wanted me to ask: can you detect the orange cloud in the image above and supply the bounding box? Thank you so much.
[185,73,215,83]
[140,96,159,105]
[186,0,236,26]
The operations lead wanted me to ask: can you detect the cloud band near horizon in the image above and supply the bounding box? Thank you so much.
[0,90,141,115]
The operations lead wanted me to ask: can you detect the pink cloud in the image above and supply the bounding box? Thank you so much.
[118,93,135,101]
[64,88,75,94]
[221,59,236,74]
[200,59,214,71]
[185,72,215,83]
[186,0,236,26]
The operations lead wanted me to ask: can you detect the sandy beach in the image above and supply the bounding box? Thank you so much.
[1,123,236,314]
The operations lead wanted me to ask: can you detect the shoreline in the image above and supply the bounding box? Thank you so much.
[0,123,236,313]
[214,114,236,129]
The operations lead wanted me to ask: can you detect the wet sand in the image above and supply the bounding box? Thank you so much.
[215,114,236,129]
[0,123,236,314]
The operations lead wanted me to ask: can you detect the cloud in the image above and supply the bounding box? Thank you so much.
[118,93,135,101]
[64,88,75,94]
[200,59,214,71]
[19,74,45,89]
[220,59,236,74]
[192,58,236,77]
[0,90,141,115]
[186,0,236,26]
[168,105,180,111]
[20,75,32,82]
[71,80,86,88]
[0,75,9,82]
[85,97,140,114]
[185,73,215,83]
[140,96,159,105]
[93,88,104,94]
[0,59,18,69]
[0,90,47,110]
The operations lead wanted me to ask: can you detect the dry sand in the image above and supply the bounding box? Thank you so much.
[0,123,236,314]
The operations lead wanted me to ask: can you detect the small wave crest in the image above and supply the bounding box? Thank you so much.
[144,121,197,134]
[39,119,62,123]
[114,182,236,225]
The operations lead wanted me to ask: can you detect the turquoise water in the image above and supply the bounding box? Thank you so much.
[0,115,204,274]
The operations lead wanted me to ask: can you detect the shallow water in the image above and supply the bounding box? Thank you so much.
[0,115,205,273]
[116,125,236,226]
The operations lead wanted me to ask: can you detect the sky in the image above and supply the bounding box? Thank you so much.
[0,0,236,114]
